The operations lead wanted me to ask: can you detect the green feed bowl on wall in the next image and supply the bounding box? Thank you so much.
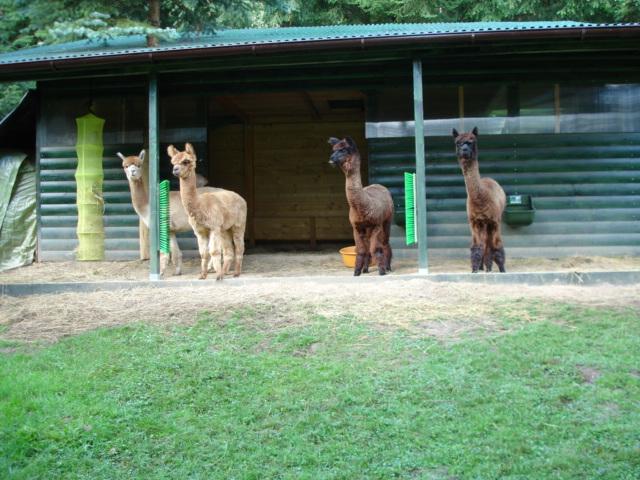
[504,194,535,227]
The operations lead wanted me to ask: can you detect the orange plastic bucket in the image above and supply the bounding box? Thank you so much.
[339,246,377,268]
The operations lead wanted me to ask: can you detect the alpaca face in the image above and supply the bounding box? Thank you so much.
[168,143,197,179]
[452,127,478,166]
[118,150,145,181]
[328,136,359,175]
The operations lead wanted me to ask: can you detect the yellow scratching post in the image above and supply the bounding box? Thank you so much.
[75,112,105,260]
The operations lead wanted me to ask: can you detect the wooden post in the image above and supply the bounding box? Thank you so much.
[458,86,464,131]
[244,123,256,247]
[309,216,317,250]
[148,72,160,280]
[554,84,561,133]
[139,154,150,260]
[413,60,428,274]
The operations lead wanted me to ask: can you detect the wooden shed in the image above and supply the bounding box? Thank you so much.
[0,22,639,276]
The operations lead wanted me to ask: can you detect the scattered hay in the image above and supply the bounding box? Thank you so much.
[1,277,639,344]
[2,249,640,284]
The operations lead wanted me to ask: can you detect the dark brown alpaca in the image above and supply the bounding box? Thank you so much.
[328,136,393,276]
[453,127,507,273]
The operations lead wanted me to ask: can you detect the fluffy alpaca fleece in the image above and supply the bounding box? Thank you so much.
[329,136,394,276]
[168,143,247,280]
[453,127,506,273]
[118,149,222,276]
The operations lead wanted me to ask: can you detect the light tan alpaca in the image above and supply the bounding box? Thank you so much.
[168,143,247,280]
[118,149,228,276]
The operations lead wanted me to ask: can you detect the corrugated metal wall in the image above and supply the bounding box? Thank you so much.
[368,132,640,258]
[38,145,199,261]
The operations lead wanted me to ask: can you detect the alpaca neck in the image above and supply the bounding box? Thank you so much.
[178,171,201,218]
[344,157,366,213]
[461,159,484,204]
[127,177,150,226]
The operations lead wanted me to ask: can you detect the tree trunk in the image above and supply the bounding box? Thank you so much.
[146,0,161,47]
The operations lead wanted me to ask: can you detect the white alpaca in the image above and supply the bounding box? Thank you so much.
[119,150,238,276]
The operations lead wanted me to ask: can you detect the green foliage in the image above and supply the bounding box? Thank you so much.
[1,303,639,478]
[284,0,640,25]
[0,0,638,116]
[44,12,179,45]
[0,83,32,120]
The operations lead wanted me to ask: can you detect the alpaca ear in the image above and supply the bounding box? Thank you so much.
[452,128,459,139]
[185,143,195,155]
[328,137,340,146]
[167,145,178,157]
[138,150,145,163]
[345,136,356,148]
[472,126,479,136]
[116,152,126,162]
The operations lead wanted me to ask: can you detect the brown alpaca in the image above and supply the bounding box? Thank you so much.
[169,143,247,280]
[329,136,393,276]
[118,149,221,276]
[452,127,506,273]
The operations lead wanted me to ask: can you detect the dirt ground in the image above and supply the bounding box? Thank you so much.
[1,245,639,345]
[2,244,640,283]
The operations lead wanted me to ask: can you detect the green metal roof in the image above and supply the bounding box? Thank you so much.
[1,21,638,66]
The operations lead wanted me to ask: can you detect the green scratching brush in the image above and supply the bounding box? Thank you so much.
[404,172,416,245]
[159,179,171,255]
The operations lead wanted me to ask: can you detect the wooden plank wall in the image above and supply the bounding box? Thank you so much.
[209,121,363,243]
[368,132,640,258]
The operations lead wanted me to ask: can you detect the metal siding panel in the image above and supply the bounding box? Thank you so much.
[368,132,640,255]
[38,143,145,260]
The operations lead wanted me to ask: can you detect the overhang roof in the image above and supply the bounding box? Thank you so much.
[1,21,639,81]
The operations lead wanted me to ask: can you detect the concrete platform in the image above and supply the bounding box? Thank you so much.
[2,270,639,297]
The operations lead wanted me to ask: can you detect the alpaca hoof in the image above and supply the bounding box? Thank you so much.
[353,270,362,276]
[378,269,386,276]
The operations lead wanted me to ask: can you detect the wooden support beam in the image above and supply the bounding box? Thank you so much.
[244,123,256,247]
[140,152,150,260]
[300,91,321,121]
[413,60,429,274]
[215,95,251,124]
[148,72,160,280]
[554,83,561,133]
[309,216,317,249]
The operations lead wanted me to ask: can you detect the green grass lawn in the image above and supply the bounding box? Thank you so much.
[1,302,639,479]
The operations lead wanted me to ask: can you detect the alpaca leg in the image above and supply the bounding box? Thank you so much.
[470,245,483,273]
[353,227,368,276]
[170,233,182,275]
[362,227,373,273]
[160,252,169,277]
[220,232,234,277]
[470,223,484,273]
[232,227,245,277]
[492,227,506,273]
[208,231,224,281]
[494,247,506,273]
[196,233,210,280]
[362,252,371,274]
[382,218,392,272]
[370,226,387,276]
[483,225,495,273]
